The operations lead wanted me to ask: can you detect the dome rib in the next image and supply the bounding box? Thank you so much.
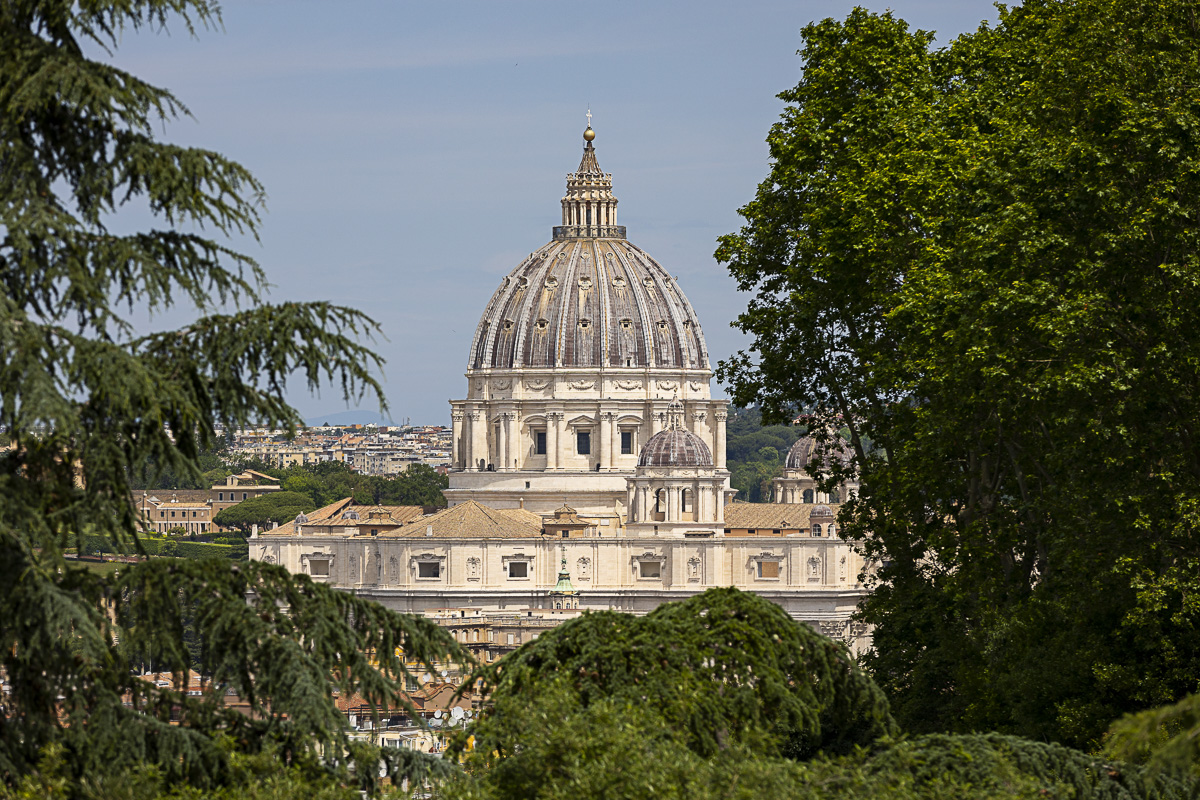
[470,237,712,372]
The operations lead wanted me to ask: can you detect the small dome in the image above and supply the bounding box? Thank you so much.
[810,504,834,519]
[294,512,309,525]
[786,435,852,471]
[341,508,360,520]
[638,428,713,467]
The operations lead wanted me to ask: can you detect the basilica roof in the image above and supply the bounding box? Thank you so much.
[468,128,709,372]
[724,502,843,531]
[385,500,543,539]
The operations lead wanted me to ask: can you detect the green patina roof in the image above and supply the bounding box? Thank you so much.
[550,551,576,594]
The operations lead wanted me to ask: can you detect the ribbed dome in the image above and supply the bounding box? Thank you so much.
[810,504,835,519]
[638,428,713,467]
[785,435,852,470]
[468,129,709,371]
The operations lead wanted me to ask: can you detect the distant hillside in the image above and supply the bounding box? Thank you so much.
[304,410,397,427]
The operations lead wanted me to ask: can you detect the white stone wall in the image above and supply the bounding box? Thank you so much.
[254,532,870,652]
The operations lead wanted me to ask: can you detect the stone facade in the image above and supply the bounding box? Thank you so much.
[253,124,871,654]
[445,128,728,521]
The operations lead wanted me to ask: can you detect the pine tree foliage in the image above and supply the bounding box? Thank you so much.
[1104,692,1200,778]
[0,1,464,792]
[859,734,1194,800]
[441,691,1197,800]
[462,588,896,762]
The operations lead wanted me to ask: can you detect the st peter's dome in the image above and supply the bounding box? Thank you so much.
[468,128,709,372]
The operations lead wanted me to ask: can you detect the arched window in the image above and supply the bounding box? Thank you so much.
[811,523,822,537]
[654,489,665,513]
[829,490,840,503]
[803,489,814,504]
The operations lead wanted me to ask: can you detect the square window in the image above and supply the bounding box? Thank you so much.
[577,431,591,455]
[507,561,528,579]
[758,561,780,579]
[621,431,633,454]
[309,559,330,577]
[417,562,441,579]
[638,560,662,579]
[535,430,547,455]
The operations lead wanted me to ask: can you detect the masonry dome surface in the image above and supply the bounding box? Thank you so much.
[468,127,709,372]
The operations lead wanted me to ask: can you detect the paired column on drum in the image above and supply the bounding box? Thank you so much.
[546,411,562,470]
[714,410,728,470]
[468,409,486,470]
[451,411,465,470]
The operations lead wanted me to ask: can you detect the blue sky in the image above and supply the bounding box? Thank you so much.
[109,0,1000,424]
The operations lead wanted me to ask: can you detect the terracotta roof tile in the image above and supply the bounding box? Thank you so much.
[724,503,842,531]
[386,500,542,539]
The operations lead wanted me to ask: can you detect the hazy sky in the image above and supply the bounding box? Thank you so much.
[109,0,1000,425]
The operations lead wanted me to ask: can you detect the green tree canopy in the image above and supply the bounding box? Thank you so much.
[464,588,896,763]
[212,491,315,533]
[0,1,461,794]
[277,461,448,509]
[444,596,1197,800]
[717,0,1200,747]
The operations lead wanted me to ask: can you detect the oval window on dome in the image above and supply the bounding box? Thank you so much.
[642,276,656,289]
[503,320,514,331]
[518,276,528,288]
[536,318,549,331]
[656,320,669,331]
[545,276,558,289]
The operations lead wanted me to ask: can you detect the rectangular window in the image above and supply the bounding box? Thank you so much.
[242,492,247,500]
[417,562,441,579]
[170,511,176,518]
[621,431,633,454]
[309,559,330,577]
[535,430,547,455]
[638,560,662,579]
[577,431,591,455]
[507,561,528,579]
[758,561,780,579]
